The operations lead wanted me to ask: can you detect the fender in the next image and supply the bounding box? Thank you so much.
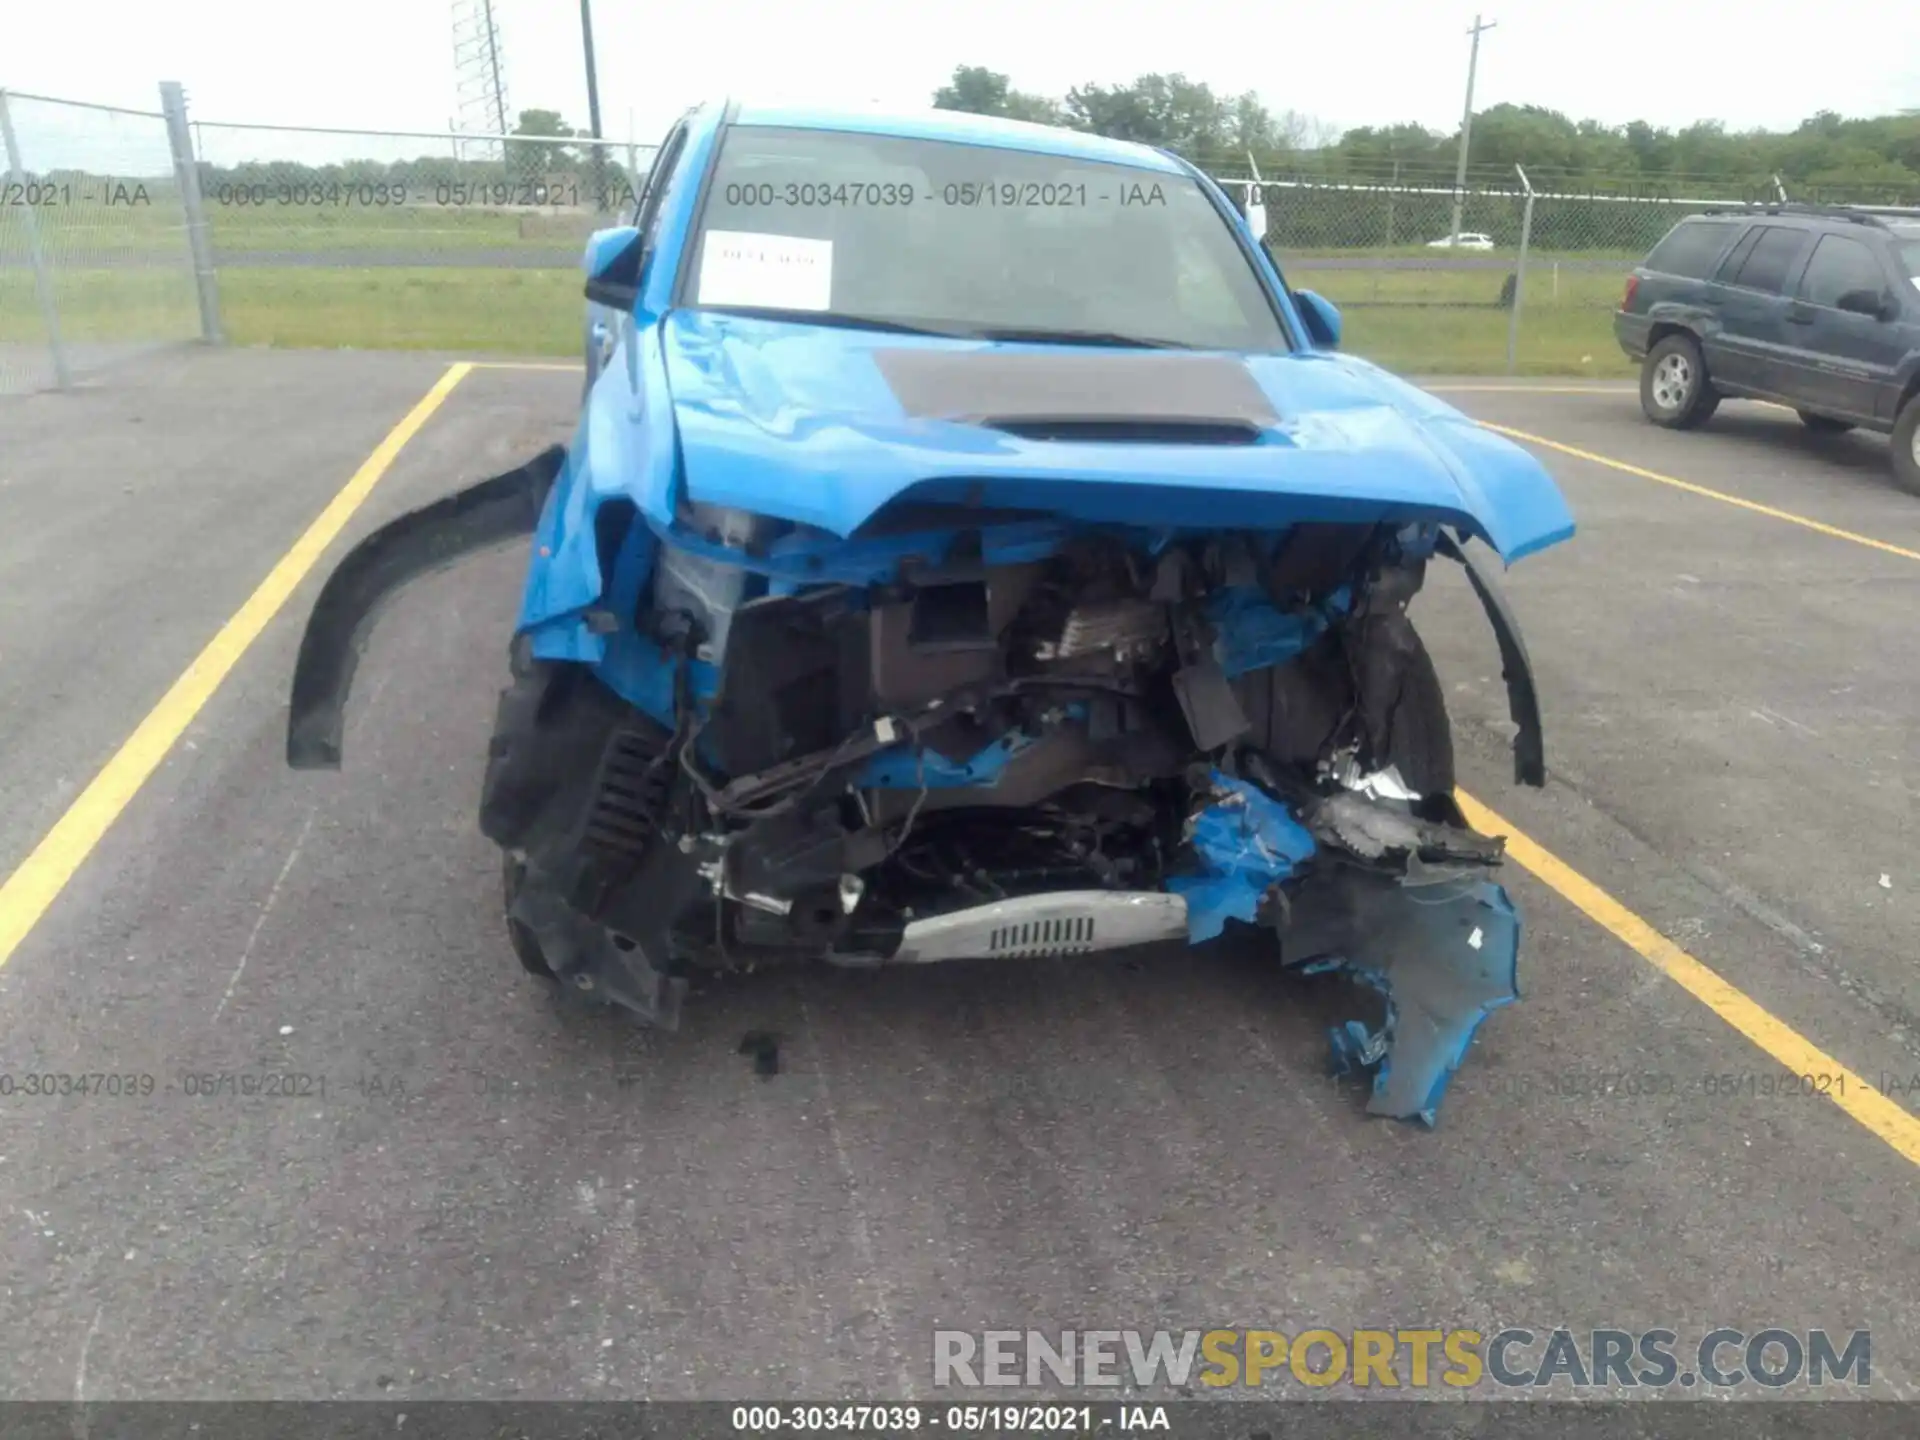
[1888,355,1920,428]
[1639,301,1722,365]
[286,445,566,770]
[1436,530,1545,787]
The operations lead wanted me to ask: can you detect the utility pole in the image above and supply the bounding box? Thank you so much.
[580,0,607,210]
[1450,13,1497,244]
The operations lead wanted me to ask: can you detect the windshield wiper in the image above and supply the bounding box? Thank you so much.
[964,326,1191,349]
[697,307,1194,349]
[697,305,973,337]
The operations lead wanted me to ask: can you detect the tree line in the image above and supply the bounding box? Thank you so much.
[931,65,1920,202]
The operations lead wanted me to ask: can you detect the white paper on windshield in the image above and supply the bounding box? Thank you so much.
[697,230,834,310]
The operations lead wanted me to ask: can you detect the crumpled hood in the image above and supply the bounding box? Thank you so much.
[659,310,1575,564]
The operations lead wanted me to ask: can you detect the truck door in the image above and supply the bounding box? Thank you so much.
[1706,224,1812,395]
[1783,231,1908,422]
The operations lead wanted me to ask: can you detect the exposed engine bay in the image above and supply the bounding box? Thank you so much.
[407,479,1543,1126]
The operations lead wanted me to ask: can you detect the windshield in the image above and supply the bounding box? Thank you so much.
[1897,233,1920,287]
[680,124,1291,351]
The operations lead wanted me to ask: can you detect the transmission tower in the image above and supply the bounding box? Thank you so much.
[452,0,511,161]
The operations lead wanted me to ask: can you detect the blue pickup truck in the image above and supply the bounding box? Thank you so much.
[285,100,1578,1125]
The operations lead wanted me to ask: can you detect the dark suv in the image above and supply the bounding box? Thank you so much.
[1614,204,1920,493]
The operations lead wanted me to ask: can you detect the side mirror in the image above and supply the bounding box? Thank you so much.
[1295,289,1342,350]
[583,224,643,309]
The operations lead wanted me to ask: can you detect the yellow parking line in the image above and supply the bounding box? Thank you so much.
[468,361,582,371]
[1425,384,1634,394]
[1429,383,1801,416]
[0,363,473,971]
[1481,421,1920,563]
[1456,789,1920,1167]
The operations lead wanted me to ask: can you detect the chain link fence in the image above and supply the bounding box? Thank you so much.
[2,85,658,389]
[1244,177,1537,374]
[188,121,657,266]
[6,85,1916,389]
[0,89,203,396]
[1213,169,1887,375]
[180,121,656,355]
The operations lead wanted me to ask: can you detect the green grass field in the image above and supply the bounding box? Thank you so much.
[0,267,202,345]
[3,254,1638,376]
[205,206,575,252]
[218,268,585,351]
[18,191,1659,258]
[2,201,589,259]
[1288,260,1636,375]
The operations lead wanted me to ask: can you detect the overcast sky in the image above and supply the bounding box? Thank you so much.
[8,0,1918,153]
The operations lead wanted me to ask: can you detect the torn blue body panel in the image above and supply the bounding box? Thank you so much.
[1167,771,1318,945]
[1287,872,1521,1126]
[854,712,1081,791]
[1207,585,1348,679]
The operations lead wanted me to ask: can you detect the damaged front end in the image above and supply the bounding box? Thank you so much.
[287,447,1550,1125]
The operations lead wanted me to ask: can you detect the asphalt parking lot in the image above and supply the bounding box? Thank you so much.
[1,349,1917,1403]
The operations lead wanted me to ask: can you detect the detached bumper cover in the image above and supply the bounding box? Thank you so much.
[287,446,564,770]
[1167,766,1520,1126]
[1289,869,1520,1126]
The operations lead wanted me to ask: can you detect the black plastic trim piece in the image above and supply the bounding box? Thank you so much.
[286,445,566,770]
[1436,530,1546,787]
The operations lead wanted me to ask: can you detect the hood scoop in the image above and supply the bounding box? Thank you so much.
[982,417,1264,445]
[873,347,1280,436]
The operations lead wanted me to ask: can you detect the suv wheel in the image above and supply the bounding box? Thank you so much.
[1640,334,1719,429]
[1893,397,1920,497]
[1798,411,1854,435]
